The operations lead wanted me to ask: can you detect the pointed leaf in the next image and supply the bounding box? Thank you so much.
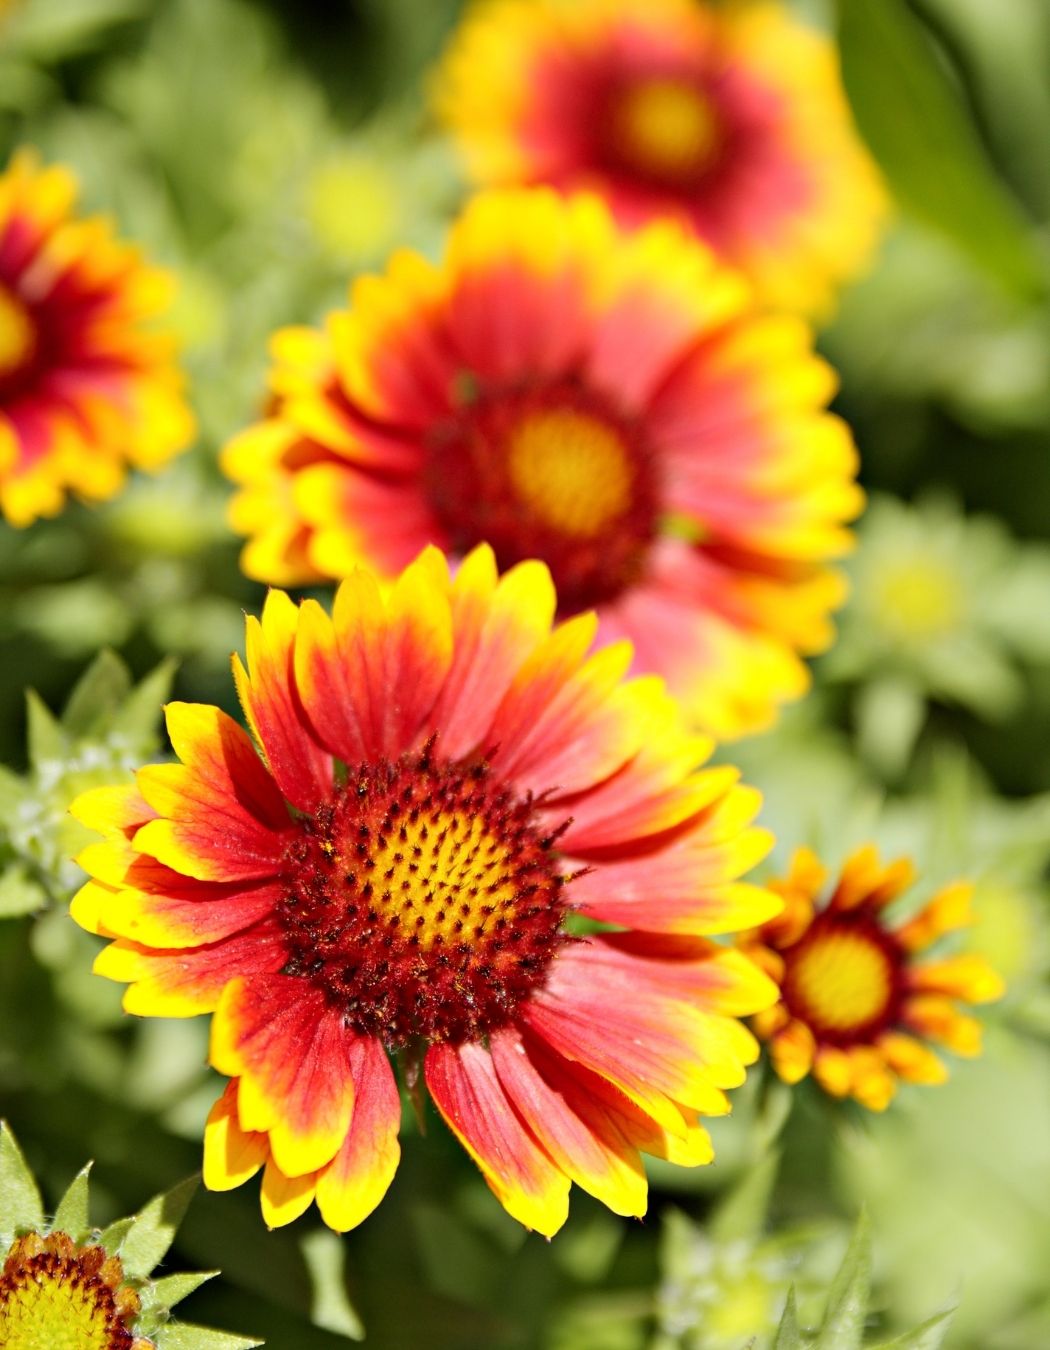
[0,1122,45,1250]
[156,1325,263,1350]
[99,1216,135,1255]
[0,864,48,919]
[62,650,132,737]
[710,1149,780,1245]
[773,1289,804,1350]
[836,0,1045,297]
[117,1175,199,1279]
[872,1309,956,1350]
[110,658,178,751]
[815,1212,872,1350]
[52,1162,92,1239]
[26,689,66,765]
[144,1271,219,1312]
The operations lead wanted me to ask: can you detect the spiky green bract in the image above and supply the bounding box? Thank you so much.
[0,651,173,916]
[0,1122,263,1349]
[773,1214,955,1349]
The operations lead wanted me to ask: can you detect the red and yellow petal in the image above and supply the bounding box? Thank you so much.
[211,975,356,1179]
[426,1040,571,1237]
[203,1080,269,1192]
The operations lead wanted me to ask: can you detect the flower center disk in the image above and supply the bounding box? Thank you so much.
[609,76,721,185]
[781,918,899,1040]
[278,747,571,1047]
[0,1234,139,1350]
[427,381,659,611]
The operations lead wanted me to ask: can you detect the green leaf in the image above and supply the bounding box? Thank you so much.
[99,1216,135,1255]
[0,1122,45,1251]
[156,1325,263,1350]
[814,1212,871,1350]
[773,1288,804,1350]
[0,764,28,828]
[51,1162,92,1239]
[835,0,1045,297]
[0,864,48,919]
[109,657,177,750]
[61,649,132,737]
[145,1271,219,1311]
[300,1229,366,1340]
[117,1175,199,1279]
[26,689,67,765]
[710,1149,780,1245]
[872,1309,956,1350]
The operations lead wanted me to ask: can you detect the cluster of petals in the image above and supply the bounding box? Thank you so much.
[71,544,780,1236]
[740,846,1005,1111]
[223,187,861,739]
[0,150,194,526]
[432,0,886,314]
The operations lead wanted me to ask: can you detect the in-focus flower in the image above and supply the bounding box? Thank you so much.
[72,544,779,1235]
[740,845,1004,1110]
[0,150,194,526]
[223,189,860,738]
[432,0,885,314]
[0,1122,259,1350]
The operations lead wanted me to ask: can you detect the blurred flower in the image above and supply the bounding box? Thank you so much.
[740,845,1003,1110]
[826,494,1050,773]
[432,0,885,314]
[0,150,194,526]
[71,545,778,1235]
[0,1122,260,1350]
[224,187,860,738]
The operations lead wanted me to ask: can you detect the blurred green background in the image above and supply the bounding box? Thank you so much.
[1,0,1049,1346]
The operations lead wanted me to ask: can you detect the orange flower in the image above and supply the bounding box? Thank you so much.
[433,0,886,314]
[72,545,779,1235]
[0,150,194,525]
[740,846,1005,1111]
[224,189,861,739]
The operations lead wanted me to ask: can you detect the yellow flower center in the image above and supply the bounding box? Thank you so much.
[787,925,894,1034]
[0,282,36,380]
[613,77,720,183]
[506,408,633,538]
[0,1233,140,1350]
[280,746,569,1046]
[870,557,965,641]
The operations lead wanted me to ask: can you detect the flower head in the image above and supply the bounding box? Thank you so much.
[223,188,860,739]
[72,544,779,1235]
[741,845,1004,1110]
[0,150,194,526]
[0,1123,259,1350]
[432,0,885,314]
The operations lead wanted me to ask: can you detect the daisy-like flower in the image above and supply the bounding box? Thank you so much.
[223,189,860,739]
[0,1123,259,1350]
[0,150,194,526]
[432,0,885,314]
[740,846,1004,1111]
[71,544,779,1236]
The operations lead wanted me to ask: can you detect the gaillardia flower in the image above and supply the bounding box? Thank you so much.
[740,846,1004,1111]
[223,189,861,738]
[0,1122,260,1350]
[432,0,885,314]
[0,150,194,526]
[71,545,779,1235]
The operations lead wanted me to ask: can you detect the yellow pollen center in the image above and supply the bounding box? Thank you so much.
[0,283,35,379]
[790,929,892,1032]
[506,409,633,538]
[614,77,720,180]
[871,558,965,641]
[0,1264,119,1350]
